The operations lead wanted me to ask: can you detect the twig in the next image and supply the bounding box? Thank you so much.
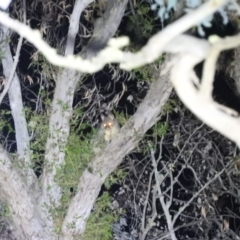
[0,0,227,72]
[149,139,178,240]
[172,162,231,225]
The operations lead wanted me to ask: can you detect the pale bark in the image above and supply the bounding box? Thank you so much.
[0,28,36,186]
[166,34,240,146]
[65,0,94,56]
[81,0,128,58]
[62,56,173,237]
[0,0,11,9]
[232,46,240,95]
[0,0,227,72]
[0,145,51,239]
[0,11,128,73]
[40,0,129,234]
[40,1,95,231]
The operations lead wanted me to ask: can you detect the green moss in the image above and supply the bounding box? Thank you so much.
[83,192,119,240]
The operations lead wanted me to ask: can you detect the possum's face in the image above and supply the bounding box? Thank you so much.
[101,117,115,130]
[100,115,120,142]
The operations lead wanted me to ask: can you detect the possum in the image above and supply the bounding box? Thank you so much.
[91,113,120,154]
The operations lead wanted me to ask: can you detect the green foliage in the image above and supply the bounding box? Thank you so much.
[83,192,119,240]
[131,55,164,83]
[0,109,14,133]
[71,107,86,133]
[0,48,5,62]
[124,2,166,84]
[232,156,240,175]
[0,36,10,61]
[139,142,152,156]
[104,169,127,190]
[0,202,10,218]
[132,64,154,82]
[28,51,59,81]
[152,122,169,138]
[163,99,178,114]
[25,86,54,169]
[126,3,154,43]
[52,107,125,238]
[132,60,159,83]
[53,130,93,233]
[23,100,125,238]
[113,110,129,126]
[137,121,169,155]
[24,106,49,170]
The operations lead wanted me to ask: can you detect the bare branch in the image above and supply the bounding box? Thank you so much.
[81,0,129,58]
[0,0,227,72]
[0,0,26,105]
[0,26,36,186]
[149,138,177,240]
[140,169,155,240]
[0,10,127,72]
[168,34,240,146]
[65,0,94,56]
[0,29,22,105]
[172,163,231,226]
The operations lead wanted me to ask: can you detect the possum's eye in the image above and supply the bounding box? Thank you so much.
[103,124,107,127]
[108,122,112,126]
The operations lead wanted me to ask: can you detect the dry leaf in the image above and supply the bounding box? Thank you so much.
[26,75,34,85]
[223,219,229,232]
[201,206,206,218]
[212,193,218,201]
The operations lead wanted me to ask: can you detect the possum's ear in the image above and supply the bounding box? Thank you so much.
[100,114,105,121]
[107,112,115,120]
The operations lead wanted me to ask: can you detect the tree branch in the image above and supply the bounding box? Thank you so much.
[0,25,36,187]
[62,57,173,237]
[0,144,50,239]
[40,0,128,233]
[81,0,129,58]
[65,0,94,56]
[167,34,240,146]
[0,0,228,72]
